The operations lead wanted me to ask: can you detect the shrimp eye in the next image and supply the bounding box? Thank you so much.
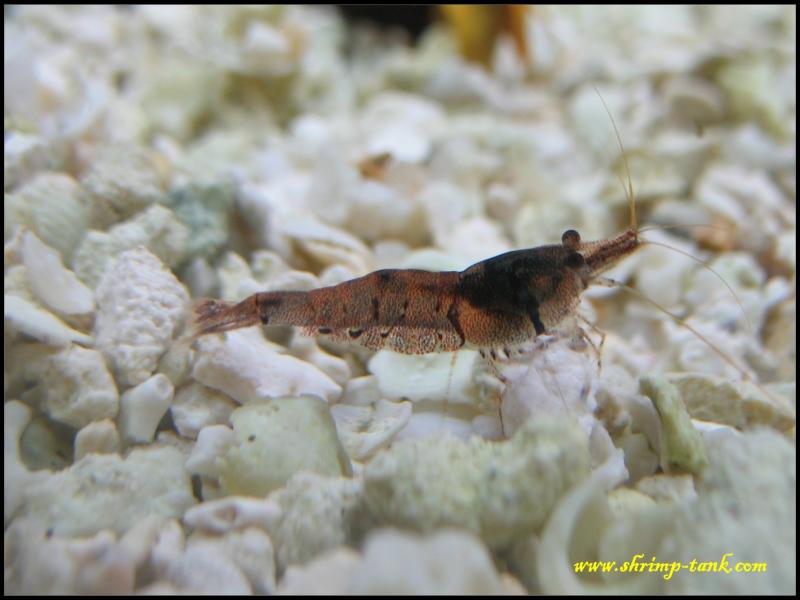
[561,229,581,249]
[564,251,585,269]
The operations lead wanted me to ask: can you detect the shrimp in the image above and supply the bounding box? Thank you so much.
[192,227,639,358]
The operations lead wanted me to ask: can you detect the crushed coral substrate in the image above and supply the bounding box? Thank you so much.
[4,6,795,594]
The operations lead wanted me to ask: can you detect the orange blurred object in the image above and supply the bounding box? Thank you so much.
[440,5,530,66]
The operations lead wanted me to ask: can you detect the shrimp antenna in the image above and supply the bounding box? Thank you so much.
[593,85,636,232]
[639,238,753,335]
[638,223,733,235]
[595,276,793,419]
[594,277,752,379]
